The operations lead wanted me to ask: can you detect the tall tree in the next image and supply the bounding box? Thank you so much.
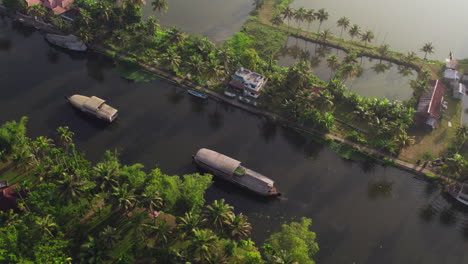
[337,16,350,39]
[421,42,435,60]
[271,14,283,28]
[281,6,294,32]
[27,4,47,21]
[56,173,87,203]
[151,0,168,14]
[304,9,315,32]
[326,54,340,80]
[190,229,217,263]
[294,7,307,34]
[361,30,374,47]
[348,24,360,40]
[204,199,234,231]
[225,213,252,241]
[318,29,332,42]
[314,8,329,32]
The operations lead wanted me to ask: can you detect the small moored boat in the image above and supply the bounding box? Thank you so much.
[224,91,236,98]
[45,34,87,51]
[446,182,468,206]
[238,96,258,107]
[193,148,279,196]
[66,95,118,122]
[187,89,208,99]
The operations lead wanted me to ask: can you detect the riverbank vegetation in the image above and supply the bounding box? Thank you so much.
[0,117,319,263]
[3,0,458,175]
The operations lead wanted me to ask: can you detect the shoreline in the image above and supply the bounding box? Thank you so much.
[0,6,455,184]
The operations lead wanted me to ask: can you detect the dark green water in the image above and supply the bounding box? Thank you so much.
[1,16,468,263]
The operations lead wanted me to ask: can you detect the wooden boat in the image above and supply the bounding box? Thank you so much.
[66,95,118,122]
[193,148,279,196]
[446,182,468,206]
[224,91,236,98]
[45,34,87,51]
[187,89,208,99]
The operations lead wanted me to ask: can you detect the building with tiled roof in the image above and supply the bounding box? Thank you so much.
[25,0,73,15]
[414,80,446,129]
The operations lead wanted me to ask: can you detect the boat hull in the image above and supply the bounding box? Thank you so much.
[193,156,279,197]
[188,90,208,99]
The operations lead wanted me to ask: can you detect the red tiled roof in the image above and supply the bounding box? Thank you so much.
[416,80,445,117]
[0,184,21,212]
[25,0,73,14]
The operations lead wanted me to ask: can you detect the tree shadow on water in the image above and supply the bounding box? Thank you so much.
[258,118,278,143]
[0,38,11,51]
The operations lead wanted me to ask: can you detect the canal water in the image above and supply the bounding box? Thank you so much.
[1,17,468,264]
[278,37,415,101]
[290,0,468,61]
[141,0,254,43]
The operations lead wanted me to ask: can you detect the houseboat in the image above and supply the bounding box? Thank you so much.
[66,95,118,122]
[45,34,87,51]
[446,182,468,206]
[193,148,279,196]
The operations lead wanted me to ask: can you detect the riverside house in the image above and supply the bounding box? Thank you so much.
[229,68,267,99]
[0,181,25,212]
[414,80,446,129]
[25,0,73,15]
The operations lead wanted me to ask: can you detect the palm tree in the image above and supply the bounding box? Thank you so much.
[93,162,119,194]
[377,44,390,59]
[143,220,173,245]
[177,212,207,235]
[294,7,307,34]
[281,6,294,32]
[348,24,360,40]
[443,154,467,178]
[394,132,415,150]
[216,46,233,74]
[271,14,283,27]
[326,54,340,79]
[78,236,109,263]
[361,30,374,47]
[421,42,435,60]
[304,9,315,32]
[315,8,329,32]
[456,125,468,145]
[96,1,111,23]
[56,126,74,147]
[318,29,332,42]
[151,0,168,14]
[35,214,57,237]
[139,192,163,213]
[204,199,234,231]
[190,229,217,263]
[78,9,92,27]
[27,4,47,21]
[146,16,160,36]
[56,173,87,203]
[404,51,418,63]
[110,184,137,215]
[99,226,120,249]
[225,213,252,240]
[188,54,206,83]
[161,49,181,73]
[167,27,185,46]
[337,16,350,39]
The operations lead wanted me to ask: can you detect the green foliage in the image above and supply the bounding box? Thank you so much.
[116,62,157,83]
[346,131,367,144]
[240,48,261,72]
[0,116,28,160]
[226,32,254,57]
[422,151,434,161]
[241,22,288,59]
[263,217,319,264]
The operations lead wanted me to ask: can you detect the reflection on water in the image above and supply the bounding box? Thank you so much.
[141,0,253,43]
[278,37,415,101]
[290,0,468,60]
[2,17,468,264]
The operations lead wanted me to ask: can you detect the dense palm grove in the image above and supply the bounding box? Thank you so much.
[0,117,319,263]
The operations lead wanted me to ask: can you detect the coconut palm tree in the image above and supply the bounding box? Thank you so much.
[96,1,112,23]
[326,54,340,79]
[404,51,418,63]
[56,173,88,203]
[318,29,332,42]
[56,126,74,147]
[110,184,137,215]
[281,6,294,32]
[304,9,315,32]
[143,220,173,245]
[294,7,307,34]
[139,192,163,213]
[204,199,234,231]
[361,30,374,47]
[78,236,109,263]
[348,24,360,40]
[216,46,234,74]
[167,27,185,47]
[99,226,120,249]
[188,54,206,82]
[177,212,207,235]
[421,42,435,60]
[253,0,264,10]
[337,16,350,39]
[152,0,168,14]
[190,229,217,263]
[271,14,283,27]
[27,4,47,21]
[225,213,252,240]
[443,154,467,178]
[161,49,181,73]
[35,214,57,237]
[146,16,160,36]
[315,8,329,32]
[394,132,415,150]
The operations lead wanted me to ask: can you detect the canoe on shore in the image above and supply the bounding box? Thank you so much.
[193,148,279,197]
[188,89,208,99]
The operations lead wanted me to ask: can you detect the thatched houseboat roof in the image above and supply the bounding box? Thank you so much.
[195,148,241,176]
